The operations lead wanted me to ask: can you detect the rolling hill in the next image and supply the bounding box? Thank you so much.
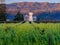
[0,2,60,21]
[5,2,60,14]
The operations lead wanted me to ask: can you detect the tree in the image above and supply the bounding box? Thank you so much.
[14,12,24,22]
[0,4,6,21]
[0,12,6,21]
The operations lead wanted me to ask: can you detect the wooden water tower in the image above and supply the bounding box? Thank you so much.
[28,12,33,22]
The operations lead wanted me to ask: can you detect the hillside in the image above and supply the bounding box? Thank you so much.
[5,2,60,14]
[0,2,60,21]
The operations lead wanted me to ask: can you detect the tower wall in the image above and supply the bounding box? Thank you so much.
[29,12,33,22]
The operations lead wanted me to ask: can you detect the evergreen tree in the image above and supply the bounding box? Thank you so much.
[0,4,6,21]
[0,12,6,21]
[14,12,24,21]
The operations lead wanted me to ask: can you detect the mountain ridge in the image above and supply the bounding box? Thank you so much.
[1,2,60,15]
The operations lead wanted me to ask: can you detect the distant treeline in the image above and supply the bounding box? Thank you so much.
[0,10,60,23]
[0,12,24,22]
[37,10,60,23]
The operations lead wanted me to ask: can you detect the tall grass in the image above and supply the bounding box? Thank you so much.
[0,23,60,45]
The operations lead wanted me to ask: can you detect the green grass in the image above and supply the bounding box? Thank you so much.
[0,22,60,45]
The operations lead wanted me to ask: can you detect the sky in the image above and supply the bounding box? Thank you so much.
[5,0,60,4]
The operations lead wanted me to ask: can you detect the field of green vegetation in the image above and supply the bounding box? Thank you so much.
[0,22,60,45]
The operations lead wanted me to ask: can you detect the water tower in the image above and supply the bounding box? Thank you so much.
[28,12,33,22]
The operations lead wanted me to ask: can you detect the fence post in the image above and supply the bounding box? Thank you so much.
[48,33,51,45]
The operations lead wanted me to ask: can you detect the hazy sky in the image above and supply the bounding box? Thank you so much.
[5,0,60,4]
